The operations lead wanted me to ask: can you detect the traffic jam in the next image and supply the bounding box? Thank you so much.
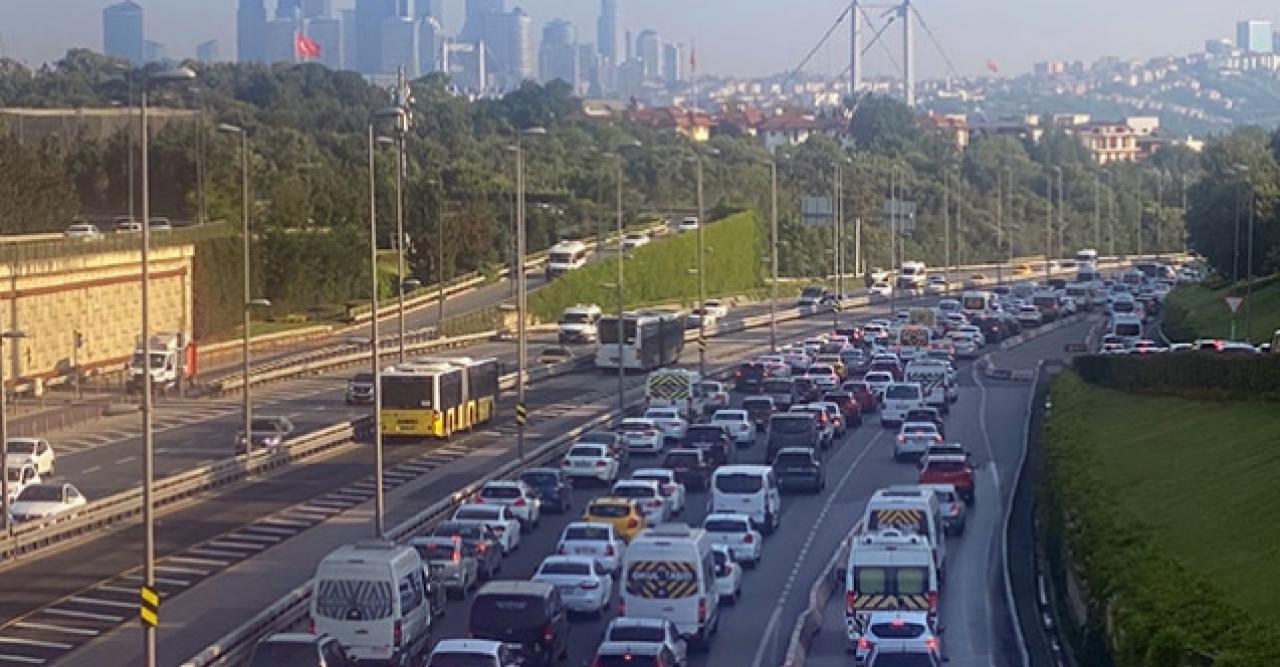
[255,275,1095,667]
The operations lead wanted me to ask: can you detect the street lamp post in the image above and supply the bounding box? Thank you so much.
[604,141,642,417]
[692,149,718,379]
[1044,170,1055,282]
[374,110,409,362]
[506,128,547,460]
[769,159,779,351]
[1055,166,1064,260]
[0,329,28,539]
[366,125,386,538]
[139,64,197,667]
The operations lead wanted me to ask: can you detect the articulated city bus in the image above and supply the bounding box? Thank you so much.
[596,311,686,371]
[381,356,500,439]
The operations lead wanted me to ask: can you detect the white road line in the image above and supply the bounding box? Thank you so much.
[114,456,136,465]
[307,499,354,509]
[67,597,136,610]
[0,653,46,664]
[121,574,190,587]
[81,466,102,475]
[187,548,246,559]
[297,504,342,514]
[95,585,136,595]
[258,517,311,528]
[749,429,885,667]
[12,622,97,637]
[166,556,228,567]
[155,565,208,576]
[206,540,265,551]
[41,608,122,623]
[227,533,281,543]
[242,525,296,536]
[325,493,369,502]
[0,638,72,650]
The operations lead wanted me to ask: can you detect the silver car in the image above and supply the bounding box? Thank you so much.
[408,535,478,598]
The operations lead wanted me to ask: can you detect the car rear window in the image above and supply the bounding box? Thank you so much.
[539,561,591,575]
[587,503,630,518]
[607,625,665,642]
[564,525,611,541]
[613,485,656,499]
[774,453,813,467]
[704,518,749,532]
[568,445,605,458]
[249,642,321,667]
[715,473,763,494]
[595,657,659,667]
[866,652,936,667]
[665,452,701,466]
[865,373,892,383]
[770,416,813,433]
[925,461,968,473]
[521,471,558,486]
[763,379,794,393]
[903,424,936,435]
[455,506,500,520]
[413,543,457,560]
[885,385,921,400]
[619,422,653,432]
[480,486,520,499]
[314,579,393,620]
[470,594,546,636]
[427,653,499,667]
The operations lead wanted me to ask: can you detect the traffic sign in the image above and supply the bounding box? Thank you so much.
[1225,296,1244,314]
[139,585,159,628]
[514,402,527,426]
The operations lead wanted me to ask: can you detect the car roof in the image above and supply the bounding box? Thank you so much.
[589,496,636,506]
[608,616,667,629]
[632,468,673,477]
[775,447,817,457]
[476,580,554,596]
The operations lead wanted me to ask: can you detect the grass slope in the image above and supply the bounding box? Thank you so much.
[1163,274,1280,343]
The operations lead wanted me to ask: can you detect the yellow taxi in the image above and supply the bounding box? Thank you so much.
[582,496,647,542]
[1013,263,1033,276]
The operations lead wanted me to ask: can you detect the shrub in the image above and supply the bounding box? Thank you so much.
[1073,353,1280,401]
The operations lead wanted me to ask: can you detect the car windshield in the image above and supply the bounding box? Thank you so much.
[715,473,763,493]
[539,561,591,575]
[16,485,61,501]
[564,525,612,541]
[6,441,35,454]
[560,313,592,324]
[587,503,630,518]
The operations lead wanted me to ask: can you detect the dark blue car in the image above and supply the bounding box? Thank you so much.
[519,467,573,513]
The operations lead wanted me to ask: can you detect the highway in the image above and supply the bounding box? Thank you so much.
[2,291,1078,667]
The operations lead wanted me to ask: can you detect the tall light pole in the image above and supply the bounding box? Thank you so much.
[1055,166,1064,260]
[375,109,409,362]
[604,141,642,417]
[139,65,197,667]
[690,148,718,379]
[506,127,547,461]
[943,168,950,290]
[366,125,387,539]
[769,158,779,350]
[0,329,28,539]
[1044,170,1054,282]
[996,169,1004,285]
[217,123,271,457]
[1094,176,1101,251]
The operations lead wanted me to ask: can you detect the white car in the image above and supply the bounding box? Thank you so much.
[603,618,689,667]
[631,468,686,515]
[951,335,980,360]
[561,443,620,483]
[5,438,55,476]
[426,639,520,667]
[557,522,626,574]
[870,282,894,299]
[642,407,688,441]
[700,380,730,413]
[955,325,986,347]
[531,555,614,616]
[924,275,948,295]
[612,479,669,526]
[711,544,744,606]
[475,480,541,532]
[677,216,699,232]
[805,364,840,391]
[618,418,664,454]
[687,308,718,329]
[710,409,755,445]
[5,462,40,503]
[64,222,103,241]
[622,231,650,250]
[702,299,729,318]
[895,422,943,462]
[9,482,86,523]
[450,504,521,554]
[702,512,762,567]
[863,372,894,401]
[1016,305,1043,327]
[855,611,942,665]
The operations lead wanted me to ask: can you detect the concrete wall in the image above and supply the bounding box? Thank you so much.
[0,245,194,389]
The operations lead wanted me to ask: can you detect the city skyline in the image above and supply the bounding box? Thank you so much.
[2,1,1280,80]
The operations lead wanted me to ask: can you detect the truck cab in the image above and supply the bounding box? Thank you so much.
[126,332,190,394]
[557,304,602,344]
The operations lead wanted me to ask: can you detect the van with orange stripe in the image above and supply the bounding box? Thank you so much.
[843,528,939,656]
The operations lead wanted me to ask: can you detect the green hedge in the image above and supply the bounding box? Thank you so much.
[528,211,766,322]
[1073,353,1280,401]
[191,235,246,342]
[1041,373,1280,666]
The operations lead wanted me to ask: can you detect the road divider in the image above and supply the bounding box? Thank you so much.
[781,522,860,667]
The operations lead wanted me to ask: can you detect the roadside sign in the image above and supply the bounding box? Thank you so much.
[802,196,834,226]
[1225,296,1244,314]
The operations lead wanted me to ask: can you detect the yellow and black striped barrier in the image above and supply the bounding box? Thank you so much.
[139,585,159,628]
[515,402,527,426]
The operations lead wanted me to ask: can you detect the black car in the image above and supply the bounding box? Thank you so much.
[742,396,776,432]
[766,413,819,461]
[431,521,503,580]
[904,407,945,439]
[772,447,824,493]
[249,633,350,667]
[682,424,734,466]
[792,377,821,403]
[470,581,571,666]
[662,448,714,490]
[519,467,573,513]
[734,362,768,392]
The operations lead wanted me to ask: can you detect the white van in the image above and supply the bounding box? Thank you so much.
[311,541,432,666]
[1110,313,1142,345]
[546,240,589,279]
[960,291,996,318]
[903,361,951,414]
[880,382,924,428]
[844,528,939,651]
[861,488,946,578]
[621,523,721,646]
[710,465,781,535]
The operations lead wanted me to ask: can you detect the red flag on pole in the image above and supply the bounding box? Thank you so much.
[690,40,697,74]
[294,33,321,59]
[985,59,999,74]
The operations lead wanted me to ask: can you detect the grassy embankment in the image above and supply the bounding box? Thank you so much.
[1162,273,1280,343]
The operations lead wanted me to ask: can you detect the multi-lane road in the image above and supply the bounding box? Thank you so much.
[0,290,1093,667]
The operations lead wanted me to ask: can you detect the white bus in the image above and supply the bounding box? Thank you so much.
[596,311,686,371]
[1075,248,1099,265]
[546,240,589,279]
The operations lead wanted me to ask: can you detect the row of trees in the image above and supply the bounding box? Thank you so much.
[1184,126,1280,283]
[0,50,1207,337]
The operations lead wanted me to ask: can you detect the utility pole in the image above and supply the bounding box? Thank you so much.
[1044,172,1053,282]
[695,154,707,379]
[943,170,950,290]
[367,126,385,538]
[1107,169,1116,257]
[1056,167,1064,260]
[769,159,779,351]
[1094,177,1101,250]
[832,163,841,330]
[996,170,1003,285]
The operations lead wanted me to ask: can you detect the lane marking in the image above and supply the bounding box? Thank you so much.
[187,548,246,559]
[95,585,136,595]
[241,525,296,536]
[113,457,136,465]
[81,466,101,475]
[750,429,885,667]
[11,623,97,637]
[258,517,310,528]
[155,565,210,576]
[0,653,45,664]
[0,638,72,650]
[66,597,135,610]
[40,609,122,623]
[121,574,190,587]
[166,556,228,567]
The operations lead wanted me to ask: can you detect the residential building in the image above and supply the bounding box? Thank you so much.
[356,0,398,74]
[636,30,662,79]
[382,16,420,78]
[103,1,144,65]
[462,0,503,43]
[968,114,1045,143]
[238,0,268,63]
[1236,19,1273,53]
[539,20,581,91]
[597,0,621,65]
[757,111,848,152]
[1076,122,1139,164]
[629,106,712,142]
[302,0,331,19]
[419,16,443,74]
[196,39,220,63]
[917,111,969,150]
[663,42,684,86]
[307,16,343,69]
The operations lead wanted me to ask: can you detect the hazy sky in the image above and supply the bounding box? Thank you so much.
[1,1,1278,79]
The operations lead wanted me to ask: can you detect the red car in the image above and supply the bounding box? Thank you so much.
[918,454,976,503]
[841,380,878,414]
[821,391,863,428]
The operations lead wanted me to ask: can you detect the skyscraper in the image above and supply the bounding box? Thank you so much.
[276,0,302,19]
[196,39,221,63]
[635,29,661,79]
[302,0,331,19]
[482,7,532,88]
[597,0,621,64]
[462,0,503,43]
[307,16,343,69]
[1237,19,1273,53]
[265,18,299,63]
[663,42,683,85]
[419,16,443,74]
[539,19,580,91]
[356,0,398,74]
[341,9,357,70]
[415,0,443,25]
[237,0,268,63]
[382,17,420,77]
[103,1,144,64]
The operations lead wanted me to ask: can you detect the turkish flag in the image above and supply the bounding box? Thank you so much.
[295,33,321,59]
[985,59,999,74]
